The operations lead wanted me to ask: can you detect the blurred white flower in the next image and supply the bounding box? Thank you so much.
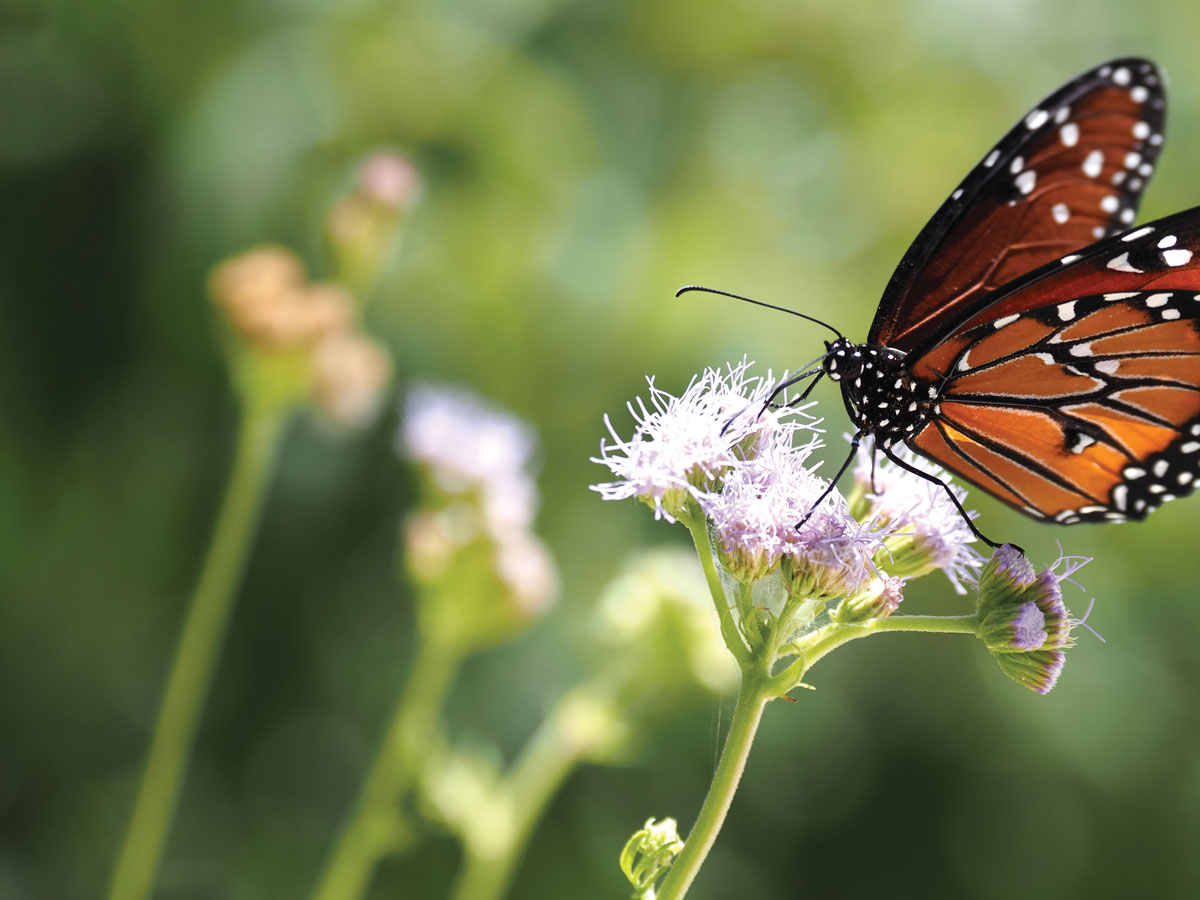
[400,383,539,535]
[494,532,559,618]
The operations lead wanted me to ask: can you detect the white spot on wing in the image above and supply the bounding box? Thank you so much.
[1060,122,1080,146]
[1163,248,1193,267]
[1015,170,1036,194]
[1083,149,1104,178]
[1133,121,1151,139]
[1052,202,1070,223]
[1158,235,1178,248]
[1146,293,1171,307]
[1025,109,1049,129]
[1122,226,1154,242]
[1101,195,1119,213]
[1113,67,1131,85]
[1113,484,1128,510]
[993,313,1020,328]
[1096,359,1120,375]
[984,149,1000,167]
[1107,252,1142,273]
[1071,433,1096,453]
[1058,301,1078,321]
[1061,254,1081,265]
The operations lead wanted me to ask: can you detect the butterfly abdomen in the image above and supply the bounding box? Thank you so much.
[823,338,938,449]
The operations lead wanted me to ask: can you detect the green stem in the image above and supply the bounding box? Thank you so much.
[107,404,286,900]
[680,506,749,666]
[310,632,464,900]
[799,613,979,676]
[449,689,596,900]
[654,667,771,900]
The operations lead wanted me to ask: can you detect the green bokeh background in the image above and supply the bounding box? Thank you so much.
[5,0,1200,897]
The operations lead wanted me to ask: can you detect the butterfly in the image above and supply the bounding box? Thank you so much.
[683,58,1200,547]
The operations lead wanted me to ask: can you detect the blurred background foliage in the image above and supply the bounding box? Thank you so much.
[4,0,1200,897]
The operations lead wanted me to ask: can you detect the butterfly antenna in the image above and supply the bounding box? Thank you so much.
[676,285,844,340]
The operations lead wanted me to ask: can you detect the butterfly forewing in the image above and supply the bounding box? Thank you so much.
[871,58,1167,356]
[904,212,1200,523]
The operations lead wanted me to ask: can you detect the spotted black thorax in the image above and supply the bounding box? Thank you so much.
[822,338,938,450]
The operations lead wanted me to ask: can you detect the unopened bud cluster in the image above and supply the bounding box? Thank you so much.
[325,151,421,295]
[210,244,392,427]
[975,544,1078,694]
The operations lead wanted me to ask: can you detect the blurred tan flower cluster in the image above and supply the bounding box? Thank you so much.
[207,153,420,428]
[209,246,392,427]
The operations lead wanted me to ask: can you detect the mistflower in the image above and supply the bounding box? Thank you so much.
[708,435,882,598]
[833,576,905,624]
[494,531,559,620]
[209,247,355,349]
[851,439,982,594]
[310,332,393,428]
[401,383,537,501]
[591,360,811,522]
[977,544,1079,694]
[357,152,421,210]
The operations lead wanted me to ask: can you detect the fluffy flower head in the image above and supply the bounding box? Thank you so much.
[709,436,883,597]
[852,439,982,593]
[591,360,813,521]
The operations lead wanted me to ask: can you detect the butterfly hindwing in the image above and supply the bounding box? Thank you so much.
[871,58,1167,356]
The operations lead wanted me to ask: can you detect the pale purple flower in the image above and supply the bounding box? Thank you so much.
[591,360,814,522]
[978,544,1086,693]
[853,438,982,593]
[1010,601,1048,651]
[400,383,538,536]
[494,532,559,617]
[708,436,883,596]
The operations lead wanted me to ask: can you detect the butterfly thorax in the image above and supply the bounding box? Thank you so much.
[822,338,938,449]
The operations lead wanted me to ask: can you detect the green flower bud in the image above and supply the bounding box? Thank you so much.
[833,576,904,624]
[620,817,684,899]
[976,545,1077,694]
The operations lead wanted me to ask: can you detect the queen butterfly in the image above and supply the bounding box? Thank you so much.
[684,58,1200,546]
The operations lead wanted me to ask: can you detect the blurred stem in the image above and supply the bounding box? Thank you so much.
[449,684,602,900]
[310,630,464,900]
[108,402,287,900]
[654,664,771,900]
[680,504,749,666]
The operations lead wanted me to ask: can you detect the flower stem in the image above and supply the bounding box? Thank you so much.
[310,632,464,900]
[107,404,286,900]
[680,505,749,665]
[799,613,979,675]
[654,666,771,900]
[448,688,598,900]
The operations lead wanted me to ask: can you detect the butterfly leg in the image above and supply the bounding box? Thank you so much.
[795,433,861,531]
[879,446,1020,554]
